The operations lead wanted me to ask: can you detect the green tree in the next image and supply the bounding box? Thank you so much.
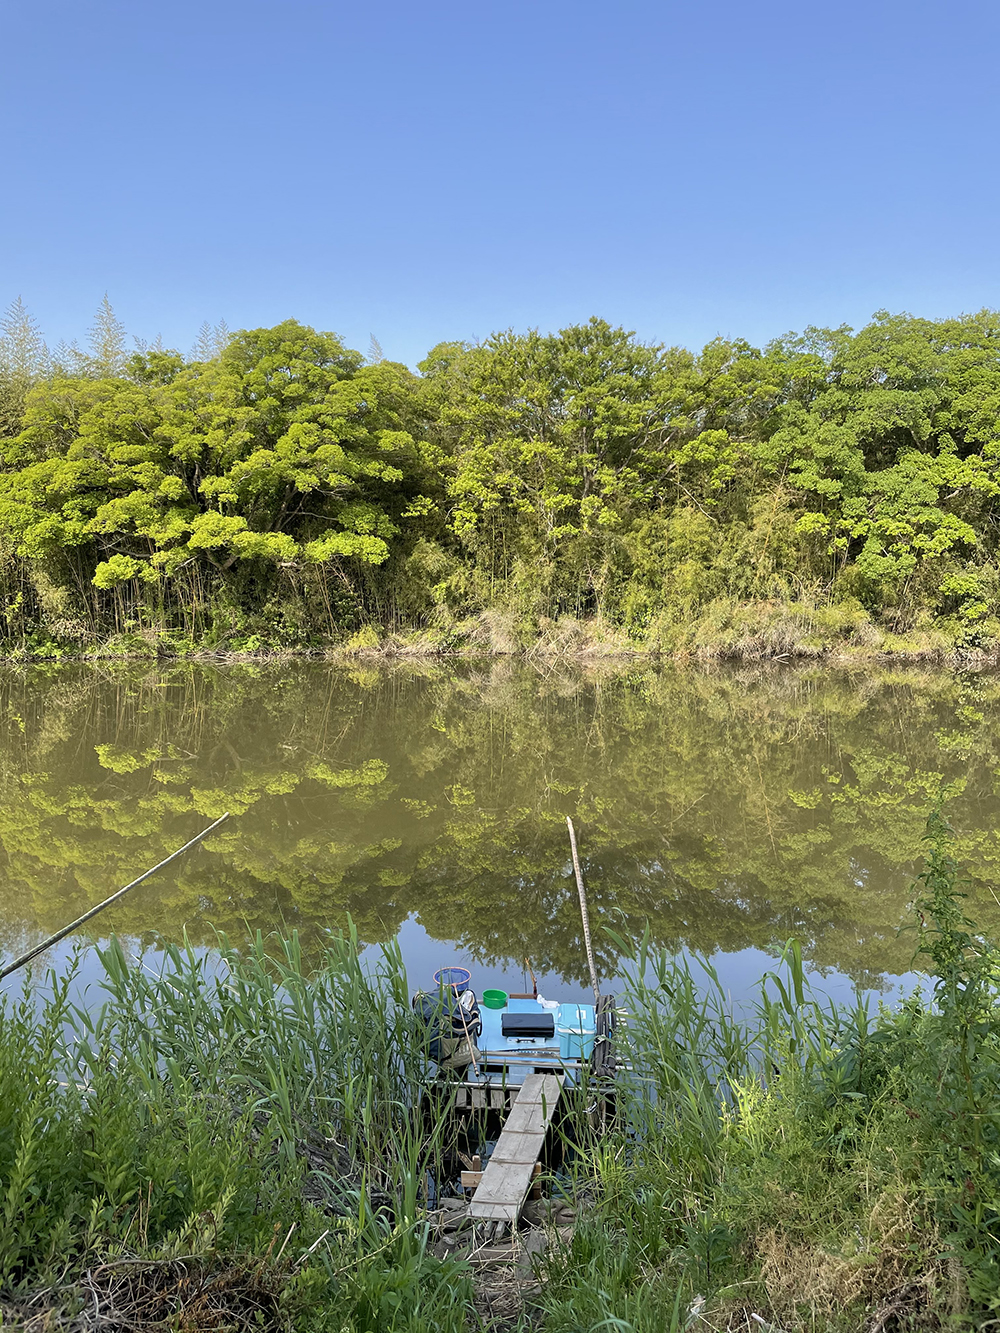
[0,297,48,439]
[0,320,434,639]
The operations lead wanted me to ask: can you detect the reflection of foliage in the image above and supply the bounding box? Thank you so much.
[0,661,997,984]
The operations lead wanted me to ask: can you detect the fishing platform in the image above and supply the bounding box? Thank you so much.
[429,818,613,1233]
[417,974,616,1230]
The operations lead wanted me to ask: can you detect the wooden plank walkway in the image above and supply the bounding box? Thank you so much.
[468,1073,563,1223]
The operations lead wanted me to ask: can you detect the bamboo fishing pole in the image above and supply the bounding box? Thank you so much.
[454,994,481,1076]
[566,815,601,1005]
[0,813,232,982]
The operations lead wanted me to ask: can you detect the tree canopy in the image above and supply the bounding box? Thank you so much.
[3,301,1000,654]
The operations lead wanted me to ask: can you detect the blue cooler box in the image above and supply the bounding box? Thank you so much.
[556,1002,596,1059]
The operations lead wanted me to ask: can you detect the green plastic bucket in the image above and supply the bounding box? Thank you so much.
[482,989,508,1010]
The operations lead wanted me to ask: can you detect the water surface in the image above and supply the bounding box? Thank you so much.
[0,659,996,999]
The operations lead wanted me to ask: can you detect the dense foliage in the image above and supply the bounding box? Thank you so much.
[4,301,1000,655]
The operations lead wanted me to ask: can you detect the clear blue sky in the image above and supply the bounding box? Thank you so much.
[3,0,998,365]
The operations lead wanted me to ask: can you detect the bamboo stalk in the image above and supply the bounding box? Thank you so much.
[0,813,231,982]
[567,816,601,1005]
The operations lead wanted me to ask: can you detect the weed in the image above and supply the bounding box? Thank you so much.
[3,814,1000,1329]
[0,927,471,1331]
[532,813,1000,1330]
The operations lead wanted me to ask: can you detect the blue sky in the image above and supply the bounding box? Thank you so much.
[2,0,997,365]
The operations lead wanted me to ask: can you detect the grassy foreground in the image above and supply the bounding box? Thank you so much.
[1,815,999,1330]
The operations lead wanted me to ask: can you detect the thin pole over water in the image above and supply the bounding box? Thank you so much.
[566,816,601,1005]
[0,813,231,983]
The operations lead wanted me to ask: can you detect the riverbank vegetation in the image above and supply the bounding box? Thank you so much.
[3,300,1000,659]
[0,928,475,1331]
[1,815,998,1330]
[538,813,1000,1331]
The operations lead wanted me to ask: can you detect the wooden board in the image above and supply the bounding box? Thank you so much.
[467,1199,522,1222]
[452,1083,523,1111]
[495,1099,546,1135]
[488,1131,546,1164]
[511,1073,562,1104]
[469,1072,563,1223]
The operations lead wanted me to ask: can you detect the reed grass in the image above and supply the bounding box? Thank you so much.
[536,813,1000,1332]
[2,813,999,1330]
[0,926,472,1331]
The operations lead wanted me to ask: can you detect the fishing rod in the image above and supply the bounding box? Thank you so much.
[0,813,231,982]
[566,815,601,1006]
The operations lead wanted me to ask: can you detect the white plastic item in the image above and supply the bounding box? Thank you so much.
[556,1002,596,1059]
[535,994,559,1011]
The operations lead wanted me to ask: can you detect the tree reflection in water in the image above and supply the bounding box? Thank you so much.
[0,659,995,987]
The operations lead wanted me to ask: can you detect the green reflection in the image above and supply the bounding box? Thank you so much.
[0,660,997,985]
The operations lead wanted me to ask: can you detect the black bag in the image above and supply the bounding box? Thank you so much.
[412,989,482,1064]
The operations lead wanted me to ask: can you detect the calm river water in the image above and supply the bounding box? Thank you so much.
[0,658,997,1004]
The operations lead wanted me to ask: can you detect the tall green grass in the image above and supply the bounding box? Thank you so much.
[3,814,999,1331]
[0,927,472,1331]
[537,812,1000,1331]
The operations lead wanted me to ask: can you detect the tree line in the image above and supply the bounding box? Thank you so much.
[1,297,999,655]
